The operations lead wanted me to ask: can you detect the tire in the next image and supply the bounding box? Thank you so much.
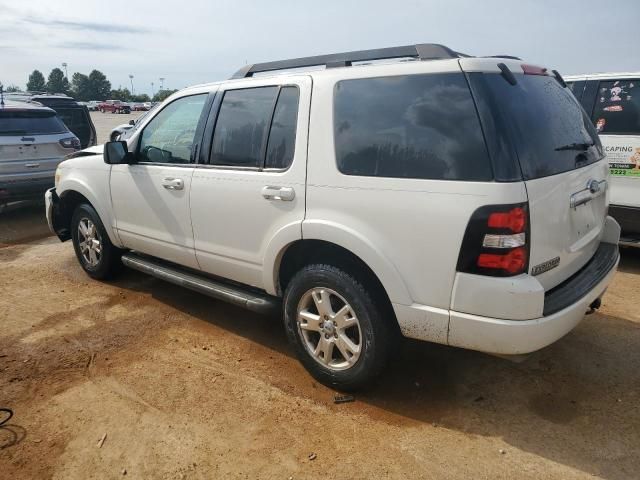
[71,204,123,280]
[110,131,120,141]
[283,264,392,391]
[100,108,105,113]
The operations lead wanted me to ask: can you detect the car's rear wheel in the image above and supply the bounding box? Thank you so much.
[71,204,122,280]
[283,264,392,391]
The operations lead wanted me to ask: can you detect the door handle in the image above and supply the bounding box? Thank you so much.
[261,186,295,201]
[162,177,184,190]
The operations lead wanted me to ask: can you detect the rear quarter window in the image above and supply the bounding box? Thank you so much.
[333,73,493,181]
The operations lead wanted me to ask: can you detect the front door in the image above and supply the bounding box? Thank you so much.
[110,93,209,268]
[190,77,311,290]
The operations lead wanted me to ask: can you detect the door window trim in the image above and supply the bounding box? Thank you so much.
[200,84,300,173]
[133,92,215,168]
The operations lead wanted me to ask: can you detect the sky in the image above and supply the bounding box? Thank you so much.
[1,0,639,96]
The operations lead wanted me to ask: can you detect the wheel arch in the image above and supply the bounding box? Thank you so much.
[57,181,121,246]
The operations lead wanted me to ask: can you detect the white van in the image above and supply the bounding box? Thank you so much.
[566,73,640,246]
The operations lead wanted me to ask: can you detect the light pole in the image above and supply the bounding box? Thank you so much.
[129,74,134,95]
[159,77,165,90]
[62,62,68,79]
[151,82,155,99]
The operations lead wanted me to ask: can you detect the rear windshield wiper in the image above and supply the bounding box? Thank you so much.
[554,142,594,151]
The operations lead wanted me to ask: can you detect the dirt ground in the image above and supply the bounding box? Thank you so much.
[1,207,639,480]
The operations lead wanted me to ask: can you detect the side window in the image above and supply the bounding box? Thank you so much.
[333,73,492,181]
[138,94,207,164]
[265,87,299,169]
[592,79,640,134]
[210,87,278,167]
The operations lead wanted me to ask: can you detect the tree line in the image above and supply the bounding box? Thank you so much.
[6,68,177,103]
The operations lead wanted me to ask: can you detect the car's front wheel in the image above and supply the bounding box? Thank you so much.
[71,204,122,280]
[283,264,392,391]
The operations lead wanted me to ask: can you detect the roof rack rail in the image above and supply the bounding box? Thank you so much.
[231,43,465,79]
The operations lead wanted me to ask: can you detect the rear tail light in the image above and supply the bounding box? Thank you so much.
[59,137,81,150]
[457,203,530,277]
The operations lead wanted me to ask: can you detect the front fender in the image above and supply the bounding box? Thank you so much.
[57,164,122,247]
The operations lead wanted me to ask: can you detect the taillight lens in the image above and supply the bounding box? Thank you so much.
[457,203,530,277]
[59,137,81,150]
[487,207,526,233]
[478,247,528,275]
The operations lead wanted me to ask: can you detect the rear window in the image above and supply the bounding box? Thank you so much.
[0,110,68,136]
[333,73,493,181]
[468,73,603,180]
[592,79,640,135]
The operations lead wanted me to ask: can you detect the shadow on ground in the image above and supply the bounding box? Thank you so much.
[102,248,640,480]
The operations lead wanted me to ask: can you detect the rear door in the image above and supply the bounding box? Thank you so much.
[190,76,310,289]
[468,71,608,290]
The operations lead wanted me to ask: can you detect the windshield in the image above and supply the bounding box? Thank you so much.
[468,73,603,180]
[0,110,68,136]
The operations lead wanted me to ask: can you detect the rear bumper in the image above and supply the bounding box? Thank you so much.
[447,239,619,355]
[0,176,54,202]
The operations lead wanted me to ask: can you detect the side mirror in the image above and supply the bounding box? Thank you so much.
[104,141,134,164]
[128,119,135,126]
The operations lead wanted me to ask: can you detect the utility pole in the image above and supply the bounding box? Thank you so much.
[62,62,68,79]
[129,74,134,95]
[159,77,165,90]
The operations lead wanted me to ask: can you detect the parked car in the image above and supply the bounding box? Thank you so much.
[46,44,620,390]
[6,92,97,149]
[29,95,97,149]
[99,100,131,114]
[566,72,640,247]
[87,101,101,111]
[0,100,80,202]
[131,103,150,111]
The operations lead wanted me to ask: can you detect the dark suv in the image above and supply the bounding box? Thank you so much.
[29,95,97,149]
[7,93,97,149]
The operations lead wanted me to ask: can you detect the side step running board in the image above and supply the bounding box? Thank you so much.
[121,253,279,315]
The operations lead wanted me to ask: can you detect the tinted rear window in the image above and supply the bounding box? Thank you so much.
[333,73,493,181]
[468,73,603,180]
[0,111,68,136]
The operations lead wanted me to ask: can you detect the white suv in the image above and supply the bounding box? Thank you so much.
[46,44,620,390]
